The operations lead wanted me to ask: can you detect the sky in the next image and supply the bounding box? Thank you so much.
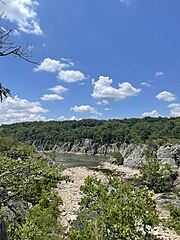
[0,0,180,125]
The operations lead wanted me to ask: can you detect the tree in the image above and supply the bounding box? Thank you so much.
[0,3,37,101]
[0,15,35,62]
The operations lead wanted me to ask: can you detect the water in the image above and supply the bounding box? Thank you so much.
[55,153,108,168]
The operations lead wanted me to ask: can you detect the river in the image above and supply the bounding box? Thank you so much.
[55,153,109,167]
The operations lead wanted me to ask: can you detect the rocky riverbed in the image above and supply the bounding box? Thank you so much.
[57,162,180,239]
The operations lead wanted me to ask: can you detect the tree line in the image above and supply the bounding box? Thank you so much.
[2,117,180,150]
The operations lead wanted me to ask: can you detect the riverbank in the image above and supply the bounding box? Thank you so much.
[52,142,180,170]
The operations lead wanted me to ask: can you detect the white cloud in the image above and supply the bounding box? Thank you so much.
[0,96,48,125]
[155,71,164,77]
[92,76,141,102]
[48,85,68,94]
[142,110,161,118]
[40,94,63,101]
[168,103,180,117]
[57,116,78,121]
[71,105,101,116]
[1,0,42,35]
[141,82,151,87]
[34,58,71,73]
[58,70,85,83]
[34,58,85,84]
[96,100,109,105]
[60,57,74,67]
[104,107,111,111]
[156,91,176,102]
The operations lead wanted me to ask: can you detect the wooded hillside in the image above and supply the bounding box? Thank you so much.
[2,117,180,150]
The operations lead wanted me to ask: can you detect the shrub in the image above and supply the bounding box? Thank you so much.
[139,152,178,193]
[164,204,180,235]
[67,176,159,240]
[8,191,63,240]
[112,151,124,165]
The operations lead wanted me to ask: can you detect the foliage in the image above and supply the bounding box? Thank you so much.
[67,176,159,240]
[112,151,124,165]
[0,128,35,159]
[0,83,10,101]
[2,117,179,150]
[138,152,178,193]
[0,154,62,206]
[8,191,63,240]
[165,204,180,235]
[0,132,63,239]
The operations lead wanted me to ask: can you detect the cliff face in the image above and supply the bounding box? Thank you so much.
[51,139,180,169]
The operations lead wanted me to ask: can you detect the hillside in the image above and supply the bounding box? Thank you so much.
[2,117,180,151]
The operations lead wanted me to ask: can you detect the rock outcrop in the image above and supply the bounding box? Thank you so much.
[54,139,180,169]
[157,144,180,168]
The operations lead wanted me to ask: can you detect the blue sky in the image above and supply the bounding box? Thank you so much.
[0,0,180,124]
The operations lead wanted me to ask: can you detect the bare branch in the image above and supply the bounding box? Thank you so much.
[0,27,38,64]
[0,9,39,101]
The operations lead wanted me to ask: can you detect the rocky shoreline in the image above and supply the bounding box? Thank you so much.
[50,141,180,169]
[57,161,180,239]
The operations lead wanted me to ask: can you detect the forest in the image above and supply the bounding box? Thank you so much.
[2,117,180,150]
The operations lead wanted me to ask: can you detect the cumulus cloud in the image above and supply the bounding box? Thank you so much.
[40,94,63,101]
[92,76,141,102]
[0,96,48,125]
[58,70,85,83]
[1,0,42,35]
[48,85,68,94]
[168,103,180,117]
[34,58,86,84]
[57,116,78,121]
[71,105,101,116]
[155,71,164,77]
[41,85,68,101]
[142,110,161,118]
[34,58,71,73]
[156,91,176,102]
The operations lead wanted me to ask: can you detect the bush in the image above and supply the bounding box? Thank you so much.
[112,151,124,165]
[0,135,64,239]
[138,152,178,193]
[67,176,159,240]
[8,191,63,240]
[165,204,180,235]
